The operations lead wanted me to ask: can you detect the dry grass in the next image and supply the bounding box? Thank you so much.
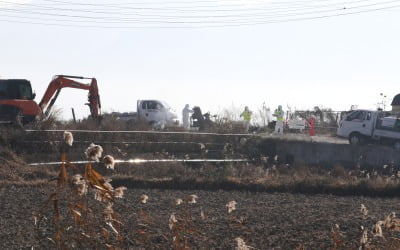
[2,143,400,248]
[0,146,59,184]
[101,161,400,197]
[60,113,248,133]
[3,141,400,196]
[33,148,127,249]
[4,109,400,248]
[2,154,400,201]
[30,149,252,249]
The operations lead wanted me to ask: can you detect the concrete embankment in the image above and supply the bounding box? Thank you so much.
[18,130,255,162]
[252,135,400,169]
[14,129,400,168]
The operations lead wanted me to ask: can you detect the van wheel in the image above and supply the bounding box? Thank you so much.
[349,133,363,145]
[394,141,400,150]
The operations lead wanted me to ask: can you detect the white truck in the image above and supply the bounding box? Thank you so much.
[112,100,178,128]
[337,109,400,148]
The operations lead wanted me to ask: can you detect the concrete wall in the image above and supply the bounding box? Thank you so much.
[256,138,400,169]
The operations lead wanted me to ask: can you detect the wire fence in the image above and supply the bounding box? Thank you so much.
[286,110,348,134]
[28,158,251,166]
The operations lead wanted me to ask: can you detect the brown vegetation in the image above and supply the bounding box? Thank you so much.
[2,121,400,248]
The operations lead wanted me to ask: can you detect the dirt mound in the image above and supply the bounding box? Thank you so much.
[0,147,57,183]
[0,147,29,181]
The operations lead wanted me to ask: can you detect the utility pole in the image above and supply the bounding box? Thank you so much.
[379,93,387,111]
[262,102,266,127]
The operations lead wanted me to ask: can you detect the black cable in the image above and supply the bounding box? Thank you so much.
[1,0,380,16]
[33,0,386,12]
[0,0,399,28]
[32,0,392,19]
[0,0,398,22]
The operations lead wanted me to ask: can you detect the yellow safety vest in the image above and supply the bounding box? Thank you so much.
[241,111,252,122]
[275,110,284,121]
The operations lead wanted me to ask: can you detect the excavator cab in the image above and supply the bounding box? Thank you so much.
[0,79,37,124]
[0,79,35,100]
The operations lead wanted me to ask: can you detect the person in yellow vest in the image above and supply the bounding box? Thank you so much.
[240,106,252,133]
[273,105,284,135]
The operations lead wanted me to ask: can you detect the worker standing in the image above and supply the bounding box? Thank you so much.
[182,104,193,129]
[273,105,284,135]
[240,106,252,133]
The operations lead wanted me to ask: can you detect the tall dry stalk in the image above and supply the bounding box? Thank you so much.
[34,136,126,249]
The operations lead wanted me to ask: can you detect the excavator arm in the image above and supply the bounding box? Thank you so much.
[39,75,101,118]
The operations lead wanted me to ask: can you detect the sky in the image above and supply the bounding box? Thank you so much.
[1,0,400,121]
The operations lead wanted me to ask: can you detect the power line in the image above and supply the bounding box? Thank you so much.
[0,0,399,28]
[27,0,389,12]
[0,0,397,20]
[0,0,377,14]
[11,0,386,19]
[1,5,399,28]
[37,0,314,9]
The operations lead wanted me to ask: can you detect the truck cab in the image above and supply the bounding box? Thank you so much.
[337,110,376,144]
[137,100,178,127]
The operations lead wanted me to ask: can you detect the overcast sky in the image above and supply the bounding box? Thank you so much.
[1,0,400,120]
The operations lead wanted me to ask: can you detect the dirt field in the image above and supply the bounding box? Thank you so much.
[1,184,400,249]
[2,128,400,249]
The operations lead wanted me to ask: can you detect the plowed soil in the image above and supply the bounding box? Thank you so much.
[2,129,400,249]
[1,185,400,249]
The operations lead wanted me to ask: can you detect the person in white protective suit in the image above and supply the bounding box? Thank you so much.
[182,104,193,129]
[273,105,284,135]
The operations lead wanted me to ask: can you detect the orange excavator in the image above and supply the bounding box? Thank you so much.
[0,75,101,124]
